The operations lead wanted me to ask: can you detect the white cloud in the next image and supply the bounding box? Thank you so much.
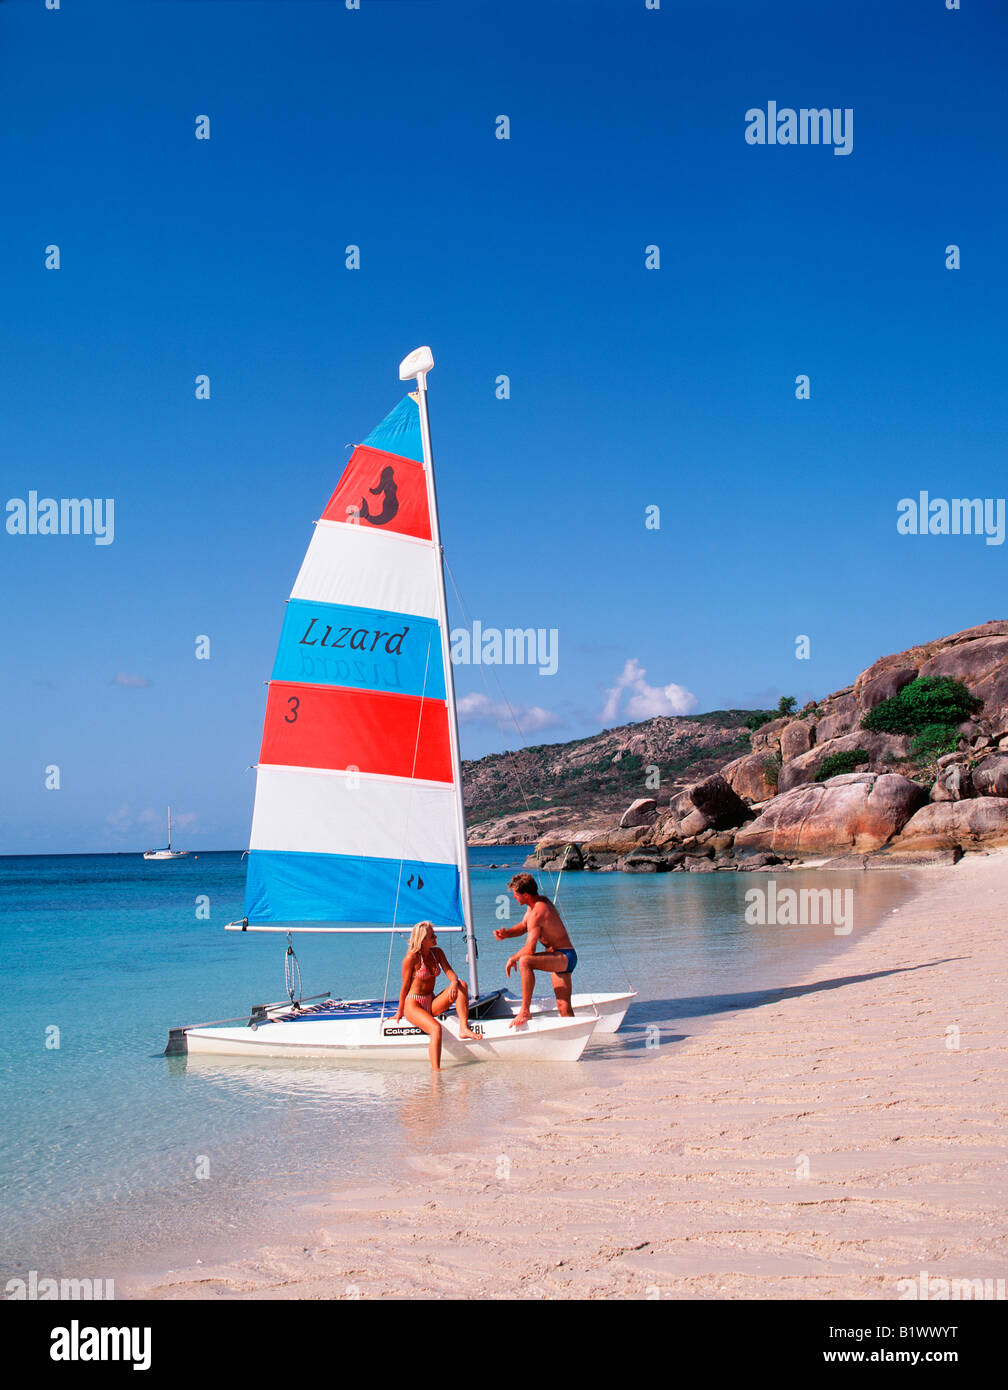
[106,803,133,831]
[602,658,697,723]
[138,806,197,829]
[105,805,197,839]
[457,693,562,734]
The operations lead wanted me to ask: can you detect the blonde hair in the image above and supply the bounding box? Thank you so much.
[407,921,434,956]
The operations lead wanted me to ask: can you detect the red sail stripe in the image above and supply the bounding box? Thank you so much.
[321,445,431,541]
[260,683,453,784]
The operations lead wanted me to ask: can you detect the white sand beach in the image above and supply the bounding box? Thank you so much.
[126,851,1008,1300]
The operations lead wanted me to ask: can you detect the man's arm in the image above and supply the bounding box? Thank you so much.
[517,916,541,955]
[506,914,542,974]
[494,912,529,942]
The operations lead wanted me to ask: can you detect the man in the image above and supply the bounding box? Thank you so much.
[494,872,578,1027]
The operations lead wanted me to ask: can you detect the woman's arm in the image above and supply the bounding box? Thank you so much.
[434,948,461,1001]
[394,952,414,1021]
[434,947,458,982]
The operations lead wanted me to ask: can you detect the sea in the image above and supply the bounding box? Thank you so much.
[0,847,913,1287]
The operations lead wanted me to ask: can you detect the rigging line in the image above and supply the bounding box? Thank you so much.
[381,630,436,1021]
[444,560,633,991]
[552,844,572,905]
[443,559,535,814]
[443,557,565,900]
[551,848,628,992]
[284,930,303,1006]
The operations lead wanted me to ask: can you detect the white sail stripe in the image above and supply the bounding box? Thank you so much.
[256,763,456,792]
[315,518,433,549]
[290,521,439,619]
[250,765,460,864]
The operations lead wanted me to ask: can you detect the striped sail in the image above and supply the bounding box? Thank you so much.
[243,394,465,928]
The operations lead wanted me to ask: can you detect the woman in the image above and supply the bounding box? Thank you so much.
[394,921,479,1069]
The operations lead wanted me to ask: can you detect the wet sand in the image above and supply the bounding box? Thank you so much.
[124,851,1008,1300]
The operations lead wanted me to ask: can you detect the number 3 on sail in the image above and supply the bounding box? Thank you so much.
[167,348,618,1064]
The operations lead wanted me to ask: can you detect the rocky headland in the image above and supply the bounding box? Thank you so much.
[518,620,1008,875]
[463,709,754,846]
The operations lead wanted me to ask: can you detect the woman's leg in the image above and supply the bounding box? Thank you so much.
[432,981,479,1039]
[404,997,441,1069]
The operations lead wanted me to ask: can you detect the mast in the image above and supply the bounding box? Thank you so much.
[399,347,479,999]
[167,805,172,851]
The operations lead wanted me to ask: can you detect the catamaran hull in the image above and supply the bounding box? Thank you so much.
[483,990,637,1034]
[567,990,636,1032]
[182,1010,598,1064]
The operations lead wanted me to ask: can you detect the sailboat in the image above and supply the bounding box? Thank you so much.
[168,347,618,1063]
[143,807,188,860]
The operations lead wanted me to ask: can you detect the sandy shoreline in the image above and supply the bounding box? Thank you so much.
[124,852,1007,1300]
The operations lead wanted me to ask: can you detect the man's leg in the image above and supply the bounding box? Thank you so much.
[551,970,574,1017]
[510,953,569,1027]
[511,955,536,1027]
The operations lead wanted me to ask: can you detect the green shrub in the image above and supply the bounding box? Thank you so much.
[909,723,961,762]
[860,677,981,735]
[746,697,797,731]
[815,748,870,781]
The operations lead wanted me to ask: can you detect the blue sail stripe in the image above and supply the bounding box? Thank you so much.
[272,598,446,700]
[244,850,464,927]
[361,395,424,462]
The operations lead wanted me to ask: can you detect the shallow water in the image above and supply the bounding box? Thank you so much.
[0,848,912,1282]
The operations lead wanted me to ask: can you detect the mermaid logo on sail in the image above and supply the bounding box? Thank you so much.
[358,465,399,526]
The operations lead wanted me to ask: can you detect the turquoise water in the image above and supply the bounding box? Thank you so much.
[0,848,911,1283]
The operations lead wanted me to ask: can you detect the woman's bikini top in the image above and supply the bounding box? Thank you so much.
[413,950,441,988]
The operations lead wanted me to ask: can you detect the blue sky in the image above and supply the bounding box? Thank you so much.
[1,0,1006,852]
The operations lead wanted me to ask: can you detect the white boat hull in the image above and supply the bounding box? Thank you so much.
[484,989,637,1034]
[143,850,188,860]
[182,1003,598,1064]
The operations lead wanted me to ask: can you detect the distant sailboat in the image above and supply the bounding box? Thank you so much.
[143,807,188,860]
[168,347,629,1062]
